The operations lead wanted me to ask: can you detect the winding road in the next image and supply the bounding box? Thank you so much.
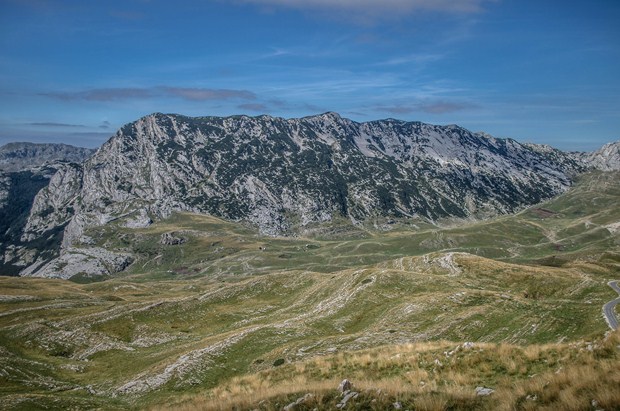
[603,281,620,330]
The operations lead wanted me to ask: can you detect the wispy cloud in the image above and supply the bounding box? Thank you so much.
[377,53,445,66]
[301,103,325,113]
[238,0,497,20]
[69,131,112,138]
[40,87,257,102]
[418,101,477,114]
[40,88,153,102]
[375,100,478,115]
[27,122,86,128]
[238,103,270,112]
[237,100,325,114]
[162,87,256,101]
[375,105,417,115]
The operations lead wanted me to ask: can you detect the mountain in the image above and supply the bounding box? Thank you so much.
[3,112,618,278]
[0,142,95,172]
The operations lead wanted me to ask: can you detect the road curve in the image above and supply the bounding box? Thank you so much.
[603,281,620,330]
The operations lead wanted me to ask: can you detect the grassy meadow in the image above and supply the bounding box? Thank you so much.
[0,171,619,410]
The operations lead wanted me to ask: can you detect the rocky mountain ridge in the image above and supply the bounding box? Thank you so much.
[580,141,620,171]
[0,142,95,172]
[2,112,619,278]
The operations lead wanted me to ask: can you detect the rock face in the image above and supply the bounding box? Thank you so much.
[3,112,619,278]
[0,143,95,276]
[0,165,66,276]
[581,141,620,171]
[526,141,620,173]
[0,142,95,172]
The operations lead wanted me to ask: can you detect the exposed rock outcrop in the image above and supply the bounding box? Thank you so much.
[283,393,314,411]
[582,141,620,171]
[20,247,132,280]
[159,232,186,246]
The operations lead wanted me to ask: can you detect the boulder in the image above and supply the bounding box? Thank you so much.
[475,386,494,396]
[283,393,313,410]
[336,391,358,408]
[338,379,352,393]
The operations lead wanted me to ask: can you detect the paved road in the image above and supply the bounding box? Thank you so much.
[603,281,620,330]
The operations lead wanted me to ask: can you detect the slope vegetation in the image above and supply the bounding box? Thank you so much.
[165,330,620,411]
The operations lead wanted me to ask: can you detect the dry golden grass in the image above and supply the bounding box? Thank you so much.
[151,330,620,411]
[413,395,450,411]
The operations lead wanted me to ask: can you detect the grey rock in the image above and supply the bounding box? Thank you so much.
[160,232,186,246]
[123,209,152,228]
[20,247,132,280]
[21,163,84,243]
[475,386,495,396]
[336,391,358,408]
[338,379,352,393]
[591,399,604,411]
[283,393,314,410]
[393,401,403,409]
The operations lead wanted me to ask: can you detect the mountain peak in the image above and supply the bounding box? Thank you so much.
[302,111,343,122]
[584,140,620,171]
[319,111,341,118]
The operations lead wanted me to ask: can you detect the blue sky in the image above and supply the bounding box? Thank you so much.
[0,0,618,151]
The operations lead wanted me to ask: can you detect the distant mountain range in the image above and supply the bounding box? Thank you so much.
[0,112,618,278]
[0,142,95,172]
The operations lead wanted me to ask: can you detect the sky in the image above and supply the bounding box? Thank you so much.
[0,0,619,151]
